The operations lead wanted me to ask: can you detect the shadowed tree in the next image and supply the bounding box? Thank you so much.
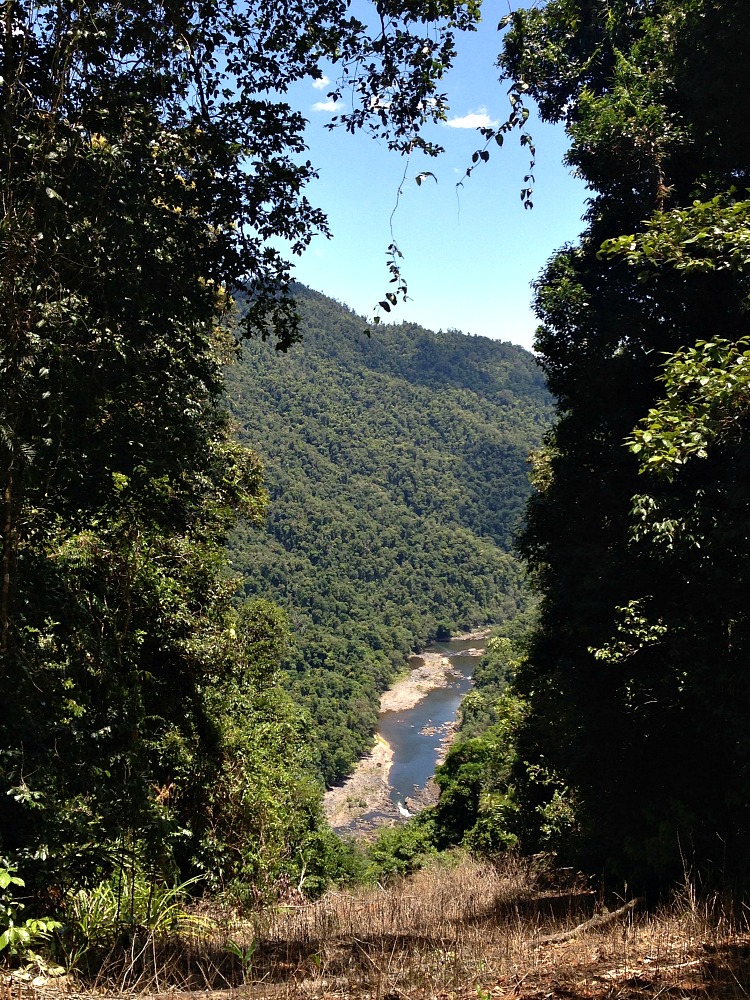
[0,0,481,890]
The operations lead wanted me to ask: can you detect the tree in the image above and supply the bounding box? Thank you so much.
[497,0,750,884]
[0,0,480,890]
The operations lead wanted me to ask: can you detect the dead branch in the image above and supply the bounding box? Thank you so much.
[528,897,644,946]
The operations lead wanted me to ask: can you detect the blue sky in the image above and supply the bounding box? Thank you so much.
[283,5,588,352]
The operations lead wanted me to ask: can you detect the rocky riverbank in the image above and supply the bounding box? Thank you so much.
[323,734,395,832]
[379,627,490,713]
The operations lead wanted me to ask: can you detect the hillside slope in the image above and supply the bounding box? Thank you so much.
[226,286,552,783]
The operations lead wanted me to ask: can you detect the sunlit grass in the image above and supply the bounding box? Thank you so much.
[14,854,750,998]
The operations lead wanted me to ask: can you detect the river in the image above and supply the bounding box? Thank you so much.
[380,638,483,808]
[324,631,488,836]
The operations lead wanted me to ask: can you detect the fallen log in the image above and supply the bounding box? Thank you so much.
[527,897,644,946]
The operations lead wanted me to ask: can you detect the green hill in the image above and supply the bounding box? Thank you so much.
[226,286,552,783]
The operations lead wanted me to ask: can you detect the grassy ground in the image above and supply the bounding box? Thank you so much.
[10,856,750,999]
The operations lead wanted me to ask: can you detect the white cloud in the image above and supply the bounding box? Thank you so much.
[312,100,339,112]
[312,75,330,91]
[446,108,498,129]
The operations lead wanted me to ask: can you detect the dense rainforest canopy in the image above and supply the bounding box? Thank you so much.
[3,0,750,915]
[380,0,750,893]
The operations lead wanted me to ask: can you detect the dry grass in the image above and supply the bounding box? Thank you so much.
[14,855,750,1000]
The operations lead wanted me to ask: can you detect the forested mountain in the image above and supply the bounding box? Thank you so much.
[226,287,552,784]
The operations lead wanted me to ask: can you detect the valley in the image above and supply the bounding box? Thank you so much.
[226,286,552,787]
[4,0,750,988]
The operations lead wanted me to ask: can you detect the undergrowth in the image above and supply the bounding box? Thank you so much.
[5,854,750,998]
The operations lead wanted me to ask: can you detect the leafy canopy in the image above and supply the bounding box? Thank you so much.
[0,0,482,893]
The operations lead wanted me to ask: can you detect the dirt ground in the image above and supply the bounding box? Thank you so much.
[20,856,748,1000]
